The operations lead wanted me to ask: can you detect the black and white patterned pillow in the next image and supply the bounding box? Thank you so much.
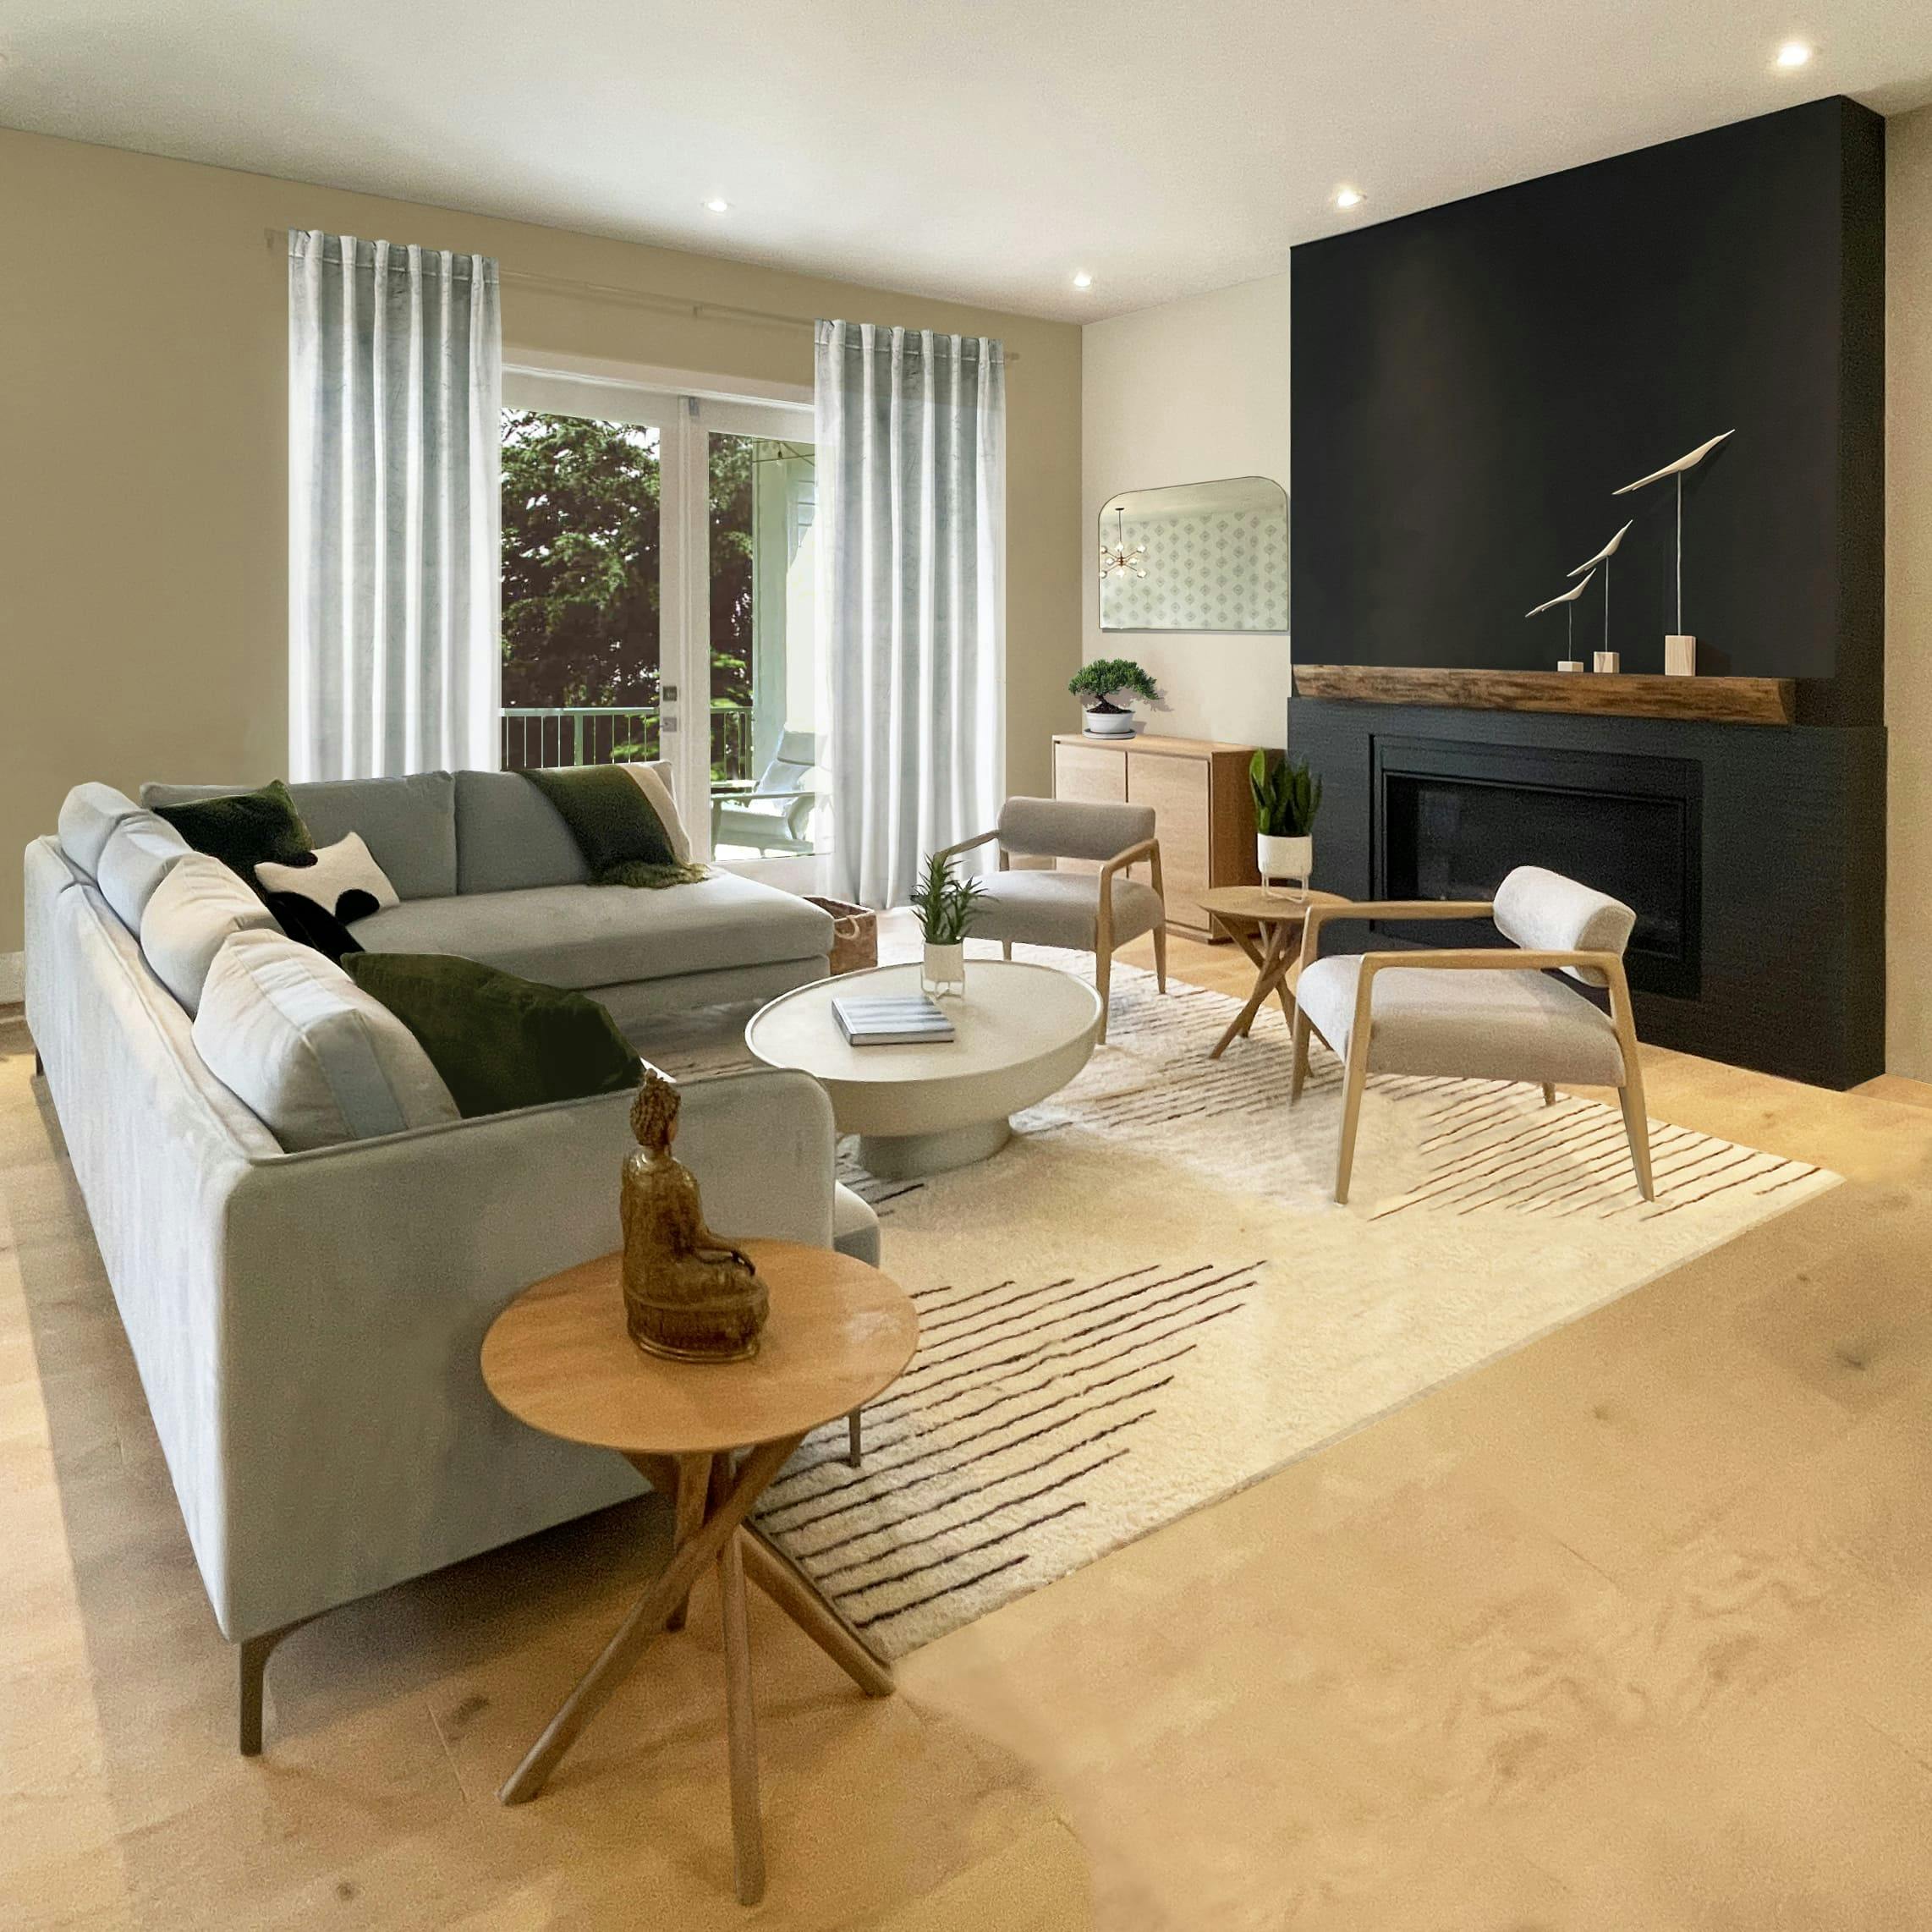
[255,832,399,925]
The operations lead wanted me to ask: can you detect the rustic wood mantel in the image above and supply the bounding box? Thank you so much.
[1292,665,1796,726]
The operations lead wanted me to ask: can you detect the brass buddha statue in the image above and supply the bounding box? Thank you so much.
[620,1064,768,1361]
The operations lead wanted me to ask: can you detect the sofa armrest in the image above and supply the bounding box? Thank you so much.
[213,1068,839,1638]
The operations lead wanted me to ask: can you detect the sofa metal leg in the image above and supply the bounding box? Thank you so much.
[847,1409,863,1467]
[238,1616,317,1756]
[239,1633,275,1757]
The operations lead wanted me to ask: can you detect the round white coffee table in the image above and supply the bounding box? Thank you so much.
[744,961,1103,1178]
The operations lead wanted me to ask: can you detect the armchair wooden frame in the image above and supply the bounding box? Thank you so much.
[937,829,1166,1043]
[1291,899,1653,1207]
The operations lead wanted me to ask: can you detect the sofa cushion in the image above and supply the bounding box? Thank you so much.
[343,952,641,1118]
[96,812,193,930]
[349,872,834,990]
[832,1184,881,1266]
[140,854,282,1013]
[193,929,460,1150]
[58,782,145,877]
[1296,953,1626,1086]
[144,772,458,902]
[151,781,314,885]
[453,771,591,894]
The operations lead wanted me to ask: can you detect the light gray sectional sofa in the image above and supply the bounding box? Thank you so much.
[140,767,837,1034]
[24,771,875,1754]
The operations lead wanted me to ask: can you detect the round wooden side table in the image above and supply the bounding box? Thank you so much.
[1194,886,1352,1060]
[481,1238,919,1905]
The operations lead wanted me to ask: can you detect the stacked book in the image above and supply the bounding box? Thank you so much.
[832,992,956,1046]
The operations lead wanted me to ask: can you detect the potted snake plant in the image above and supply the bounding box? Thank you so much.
[1251,751,1322,899]
[912,850,985,1000]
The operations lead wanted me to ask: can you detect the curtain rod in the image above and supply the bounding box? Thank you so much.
[261,228,1018,360]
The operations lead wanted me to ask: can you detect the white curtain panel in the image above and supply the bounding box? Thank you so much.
[288,233,502,781]
[815,319,1005,908]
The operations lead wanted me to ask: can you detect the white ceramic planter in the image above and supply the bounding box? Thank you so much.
[1257,832,1313,900]
[921,941,966,1001]
[1081,704,1137,738]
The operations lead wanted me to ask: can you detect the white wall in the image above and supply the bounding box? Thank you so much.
[1886,104,1932,1076]
[1081,271,1292,751]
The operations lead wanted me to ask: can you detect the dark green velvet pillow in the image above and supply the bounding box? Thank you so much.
[342,952,641,1118]
[520,765,705,888]
[153,781,313,886]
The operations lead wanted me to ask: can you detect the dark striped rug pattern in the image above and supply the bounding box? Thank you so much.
[754,1256,1262,1651]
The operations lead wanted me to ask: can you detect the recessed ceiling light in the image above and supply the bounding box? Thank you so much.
[703,196,730,214]
[1774,40,1814,69]
[1072,270,1094,289]
[1332,185,1366,211]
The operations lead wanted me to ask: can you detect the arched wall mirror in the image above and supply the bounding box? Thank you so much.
[1097,475,1289,634]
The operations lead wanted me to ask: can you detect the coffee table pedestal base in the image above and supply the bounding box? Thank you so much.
[857,1116,1012,1179]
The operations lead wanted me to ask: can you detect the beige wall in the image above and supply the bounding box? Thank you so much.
[1080,272,1292,751]
[1888,105,1932,1076]
[0,129,1083,956]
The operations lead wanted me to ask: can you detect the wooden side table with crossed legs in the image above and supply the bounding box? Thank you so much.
[1194,886,1353,1060]
[480,1239,919,1905]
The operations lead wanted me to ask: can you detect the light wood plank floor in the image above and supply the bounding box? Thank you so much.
[4,936,1932,1929]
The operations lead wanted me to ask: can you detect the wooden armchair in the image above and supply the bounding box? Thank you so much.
[1291,867,1651,1205]
[938,797,1166,1042]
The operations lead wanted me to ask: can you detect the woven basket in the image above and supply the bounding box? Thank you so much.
[807,895,878,976]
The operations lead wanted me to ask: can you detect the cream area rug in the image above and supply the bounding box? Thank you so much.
[649,941,1837,1660]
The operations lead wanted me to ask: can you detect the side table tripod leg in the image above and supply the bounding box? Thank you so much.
[714,1463,766,1905]
[741,1526,895,1696]
[666,1453,711,1633]
[499,1433,802,1806]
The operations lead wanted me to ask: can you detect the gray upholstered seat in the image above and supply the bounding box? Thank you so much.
[349,872,832,989]
[938,793,1166,1043]
[1295,953,1625,1085]
[969,869,1165,951]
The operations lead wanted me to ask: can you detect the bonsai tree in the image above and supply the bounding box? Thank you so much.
[911,850,985,945]
[1249,750,1322,837]
[1068,657,1160,722]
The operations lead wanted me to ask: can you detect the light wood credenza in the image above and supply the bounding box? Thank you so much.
[1051,733,1261,940]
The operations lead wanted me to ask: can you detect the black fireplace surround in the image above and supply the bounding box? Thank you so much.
[1292,700,1885,1090]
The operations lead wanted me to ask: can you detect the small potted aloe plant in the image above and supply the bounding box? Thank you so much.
[1251,751,1322,900]
[912,850,985,1000]
[1068,658,1159,738]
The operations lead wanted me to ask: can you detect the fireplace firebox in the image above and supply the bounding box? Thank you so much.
[1374,738,1702,1000]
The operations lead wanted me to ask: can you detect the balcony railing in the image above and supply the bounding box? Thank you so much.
[502,705,755,782]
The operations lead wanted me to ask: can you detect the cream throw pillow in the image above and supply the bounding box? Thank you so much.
[255,832,400,923]
[192,930,459,1150]
[618,761,692,864]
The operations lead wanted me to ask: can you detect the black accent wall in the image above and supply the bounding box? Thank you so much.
[1291,98,1885,726]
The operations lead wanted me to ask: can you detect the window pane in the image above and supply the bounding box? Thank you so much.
[499,408,661,771]
[708,433,825,859]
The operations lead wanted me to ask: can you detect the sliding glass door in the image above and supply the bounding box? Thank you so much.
[499,370,822,875]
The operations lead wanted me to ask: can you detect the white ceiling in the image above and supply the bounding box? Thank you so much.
[2,1,1929,321]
